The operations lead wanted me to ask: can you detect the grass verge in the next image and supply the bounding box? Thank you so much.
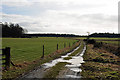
[81,44,120,79]
[63,56,72,60]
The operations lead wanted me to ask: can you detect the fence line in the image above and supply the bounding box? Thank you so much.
[1,41,78,70]
[41,45,44,58]
[41,42,76,58]
[0,47,11,70]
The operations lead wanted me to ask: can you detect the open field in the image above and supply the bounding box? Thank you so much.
[2,37,120,79]
[75,37,119,46]
[2,37,77,63]
[90,37,119,40]
[75,37,119,40]
[2,37,78,79]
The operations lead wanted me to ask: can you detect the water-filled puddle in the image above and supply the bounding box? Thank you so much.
[69,68,82,72]
[43,45,80,68]
[43,43,86,78]
[66,75,81,78]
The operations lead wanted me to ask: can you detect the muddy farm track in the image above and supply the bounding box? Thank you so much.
[18,42,86,79]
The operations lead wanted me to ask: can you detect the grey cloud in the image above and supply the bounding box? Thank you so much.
[2,11,118,35]
[59,12,117,24]
[1,0,118,35]
[80,14,117,22]
[19,22,44,32]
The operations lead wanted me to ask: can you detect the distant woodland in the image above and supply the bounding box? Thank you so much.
[89,33,120,38]
[1,22,120,38]
[1,22,27,37]
[25,33,120,38]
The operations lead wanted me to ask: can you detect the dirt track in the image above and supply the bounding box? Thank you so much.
[19,43,86,79]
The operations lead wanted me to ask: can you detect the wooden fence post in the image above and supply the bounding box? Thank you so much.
[57,44,58,50]
[5,47,10,70]
[41,45,44,58]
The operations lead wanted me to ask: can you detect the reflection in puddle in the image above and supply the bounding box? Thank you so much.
[43,43,86,78]
[65,45,86,78]
[43,45,80,68]
[66,75,81,78]
[70,68,82,72]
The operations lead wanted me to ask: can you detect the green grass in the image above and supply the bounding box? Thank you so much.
[43,62,69,78]
[63,56,72,60]
[2,37,77,63]
[75,37,119,40]
[81,44,120,79]
[97,41,119,45]
[44,41,85,78]
[90,37,119,40]
[81,62,120,79]
[69,41,84,56]
[2,37,79,79]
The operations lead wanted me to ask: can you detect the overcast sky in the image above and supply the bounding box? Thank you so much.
[0,0,119,35]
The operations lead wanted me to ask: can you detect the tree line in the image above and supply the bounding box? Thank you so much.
[1,22,27,37]
[1,22,120,38]
[89,33,120,38]
[24,33,80,38]
[25,33,120,38]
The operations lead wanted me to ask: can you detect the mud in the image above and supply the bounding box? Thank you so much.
[19,43,86,79]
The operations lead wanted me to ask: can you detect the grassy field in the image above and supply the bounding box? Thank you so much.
[75,37,119,40]
[2,37,77,64]
[90,37,119,40]
[75,37,119,46]
[2,37,79,79]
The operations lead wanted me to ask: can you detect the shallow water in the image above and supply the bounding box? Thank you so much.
[65,75,81,78]
[21,43,86,79]
[64,44,86,78]
[43,43,86,78]
[43,45,81,68]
